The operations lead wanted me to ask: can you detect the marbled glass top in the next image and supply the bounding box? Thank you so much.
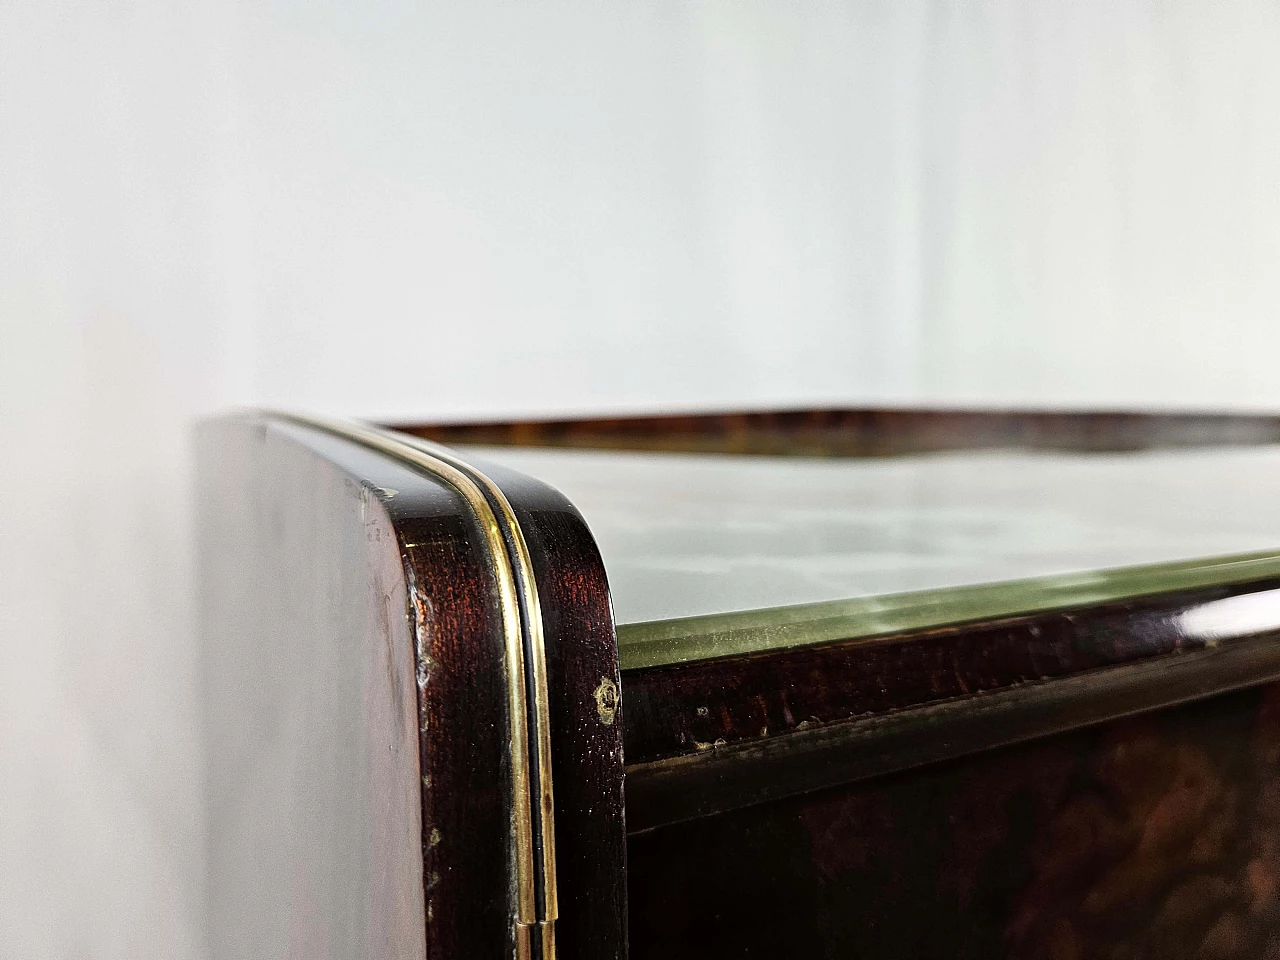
[463,445,1280,668]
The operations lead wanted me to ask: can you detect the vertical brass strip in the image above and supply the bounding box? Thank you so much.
[274,414,556,956]
[390,430,559,924]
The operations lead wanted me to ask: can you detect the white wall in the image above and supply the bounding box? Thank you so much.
[236,0,1280,418]
[3,1,1280,957]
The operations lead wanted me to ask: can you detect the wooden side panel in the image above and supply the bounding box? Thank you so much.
[199,419,518,959]
[629,684,1280,960]
[198,416,628,960]
[388,471,515,960]
[198,419,433,960]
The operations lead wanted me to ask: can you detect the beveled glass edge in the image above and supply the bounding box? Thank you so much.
[615,550,1280,671]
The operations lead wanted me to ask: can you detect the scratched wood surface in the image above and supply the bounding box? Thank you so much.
[203,409,1280,958]
[628,683,1280,960]
[198,417,626,960]
[473,453,628,960]
[199,419,433,960]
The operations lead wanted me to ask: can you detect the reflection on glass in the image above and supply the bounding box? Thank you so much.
[1177,589,1280,642]
[466,444,1280,668]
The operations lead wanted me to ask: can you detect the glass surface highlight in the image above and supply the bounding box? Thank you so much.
[463,445,1280,669]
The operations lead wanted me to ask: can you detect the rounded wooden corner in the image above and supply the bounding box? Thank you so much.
[199,413,627,960]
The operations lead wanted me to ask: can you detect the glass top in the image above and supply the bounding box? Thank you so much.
[463,444,1280,669]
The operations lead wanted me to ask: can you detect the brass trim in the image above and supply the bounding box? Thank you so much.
[392,429,559,923]
[274,414,557,956]
[514,923,533,960]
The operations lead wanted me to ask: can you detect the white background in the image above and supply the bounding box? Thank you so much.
[3,1,1280,956]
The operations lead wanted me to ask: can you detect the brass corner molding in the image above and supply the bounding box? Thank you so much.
[273,412,558,960]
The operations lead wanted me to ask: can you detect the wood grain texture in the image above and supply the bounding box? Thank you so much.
[202,408,1280,958]
[198,416,626,960]
[473,454,629,960]
[393,409,1280,458]
[621,578,1280,831]
[623,577,1280,764]
[628,684,1280,960]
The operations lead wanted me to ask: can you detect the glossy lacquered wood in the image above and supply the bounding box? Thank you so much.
[549,413,1280,957]
[204,407,1280,960]
[395,408,1280,458]
[621,578,1280,830]
[465,451,628,960]
[199,419,431,960]
[198,416,625,960]
[629,684,1280,960]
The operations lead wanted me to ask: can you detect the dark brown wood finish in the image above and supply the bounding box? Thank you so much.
[622,578,1280,766]
[395,408,1280,458]
[199,415,625,960]
[528,410,1280,957]
[205,407,1280,959]
[396,407,1280,958]
[201,418,440,960]
[453,450,628,960]
[629,683,1280,960]
[621,579,1280,830]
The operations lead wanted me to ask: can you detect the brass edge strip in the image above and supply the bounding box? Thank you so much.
[273,414,554,952]
[389,429,559,924]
